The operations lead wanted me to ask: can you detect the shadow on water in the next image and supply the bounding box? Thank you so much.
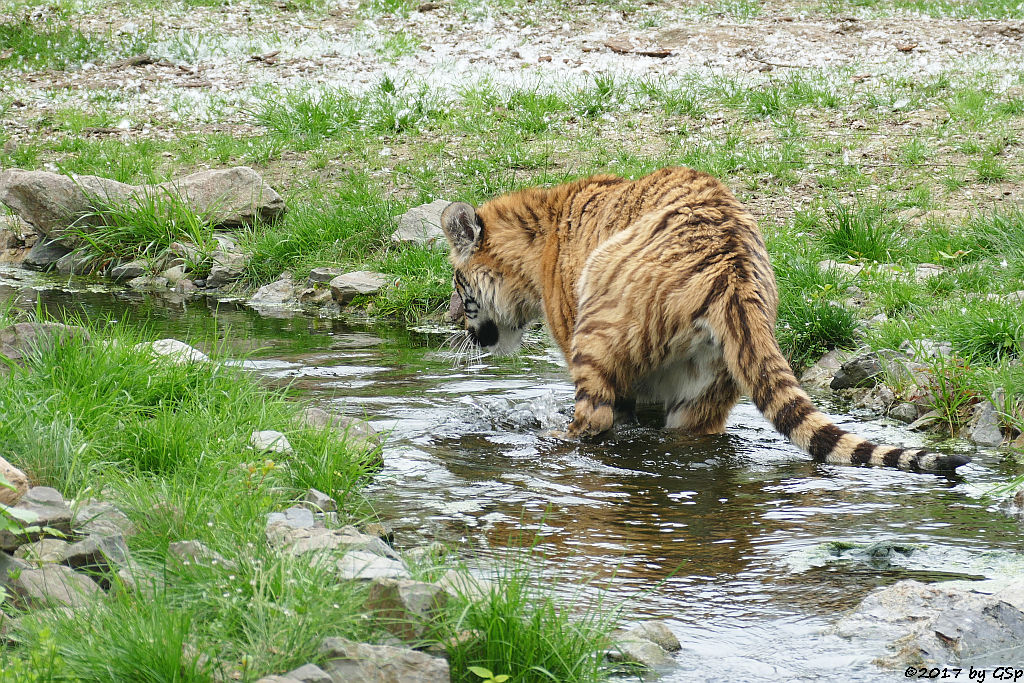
[5,268,1024,681]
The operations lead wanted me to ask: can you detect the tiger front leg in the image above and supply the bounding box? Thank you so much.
[564,348,619,438]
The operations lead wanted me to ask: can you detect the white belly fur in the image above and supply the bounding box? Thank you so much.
[631,325,725,410]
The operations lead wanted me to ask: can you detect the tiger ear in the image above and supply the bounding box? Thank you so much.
[440,202,483,260]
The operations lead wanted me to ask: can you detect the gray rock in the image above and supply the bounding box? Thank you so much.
[60,533,131,572]
[836,579,1024,668]
[14,538,70,564]
[817,259,864,277]
[329,271,390,304]
[283,663,332,683]
[390,199,450,248]
[615,621,681,652]
[127,275,170,290]
[307,267,345,284]
[54,250,96,275]
[0,455,29,505]
[852,384,896,414]
[250,274,298,308]
[319,637,450,683]
[109,259,149,282]
[72,500,137,537]
[5,564,103,609]
[0,167,284,245]
[297,407,381,460]
[133,339,209,364]
[606,637,676,669]
[900,339,954,360]
[799,349,846,391]
[266,506,318,532]
[830,352,887,390]
[251,430,293,454]
[889,402,920,423]
[22,237,72,270]
[436,569,491,602]
[160,264,189,285]
[914,263,945,281]
[336,550,410,581]
[0,486,73,551]
[267,525,397,560]
[0,322,89,367]
[907,409,943,432]
[168,540,233,568]
[255,677,302,683]
[205,247,250,289]
[964,400,1004,447]
[303,488,336,513]
[364,578,450,641]
[298,287,333,306]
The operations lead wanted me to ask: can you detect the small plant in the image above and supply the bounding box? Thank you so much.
[820,201,903,263]
[468,666,510,683]
[923,354,979,436]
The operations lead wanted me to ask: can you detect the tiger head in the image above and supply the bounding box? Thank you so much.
[440,201,543,356]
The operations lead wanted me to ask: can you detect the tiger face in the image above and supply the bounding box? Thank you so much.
[441,201,541,357]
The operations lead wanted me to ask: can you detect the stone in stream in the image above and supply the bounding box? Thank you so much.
[363,577,449,642]
[133,338,209,364]
[836,578,1024,668]
[318,637,450,683]
[297,407,381,462]
[329,271,390,304]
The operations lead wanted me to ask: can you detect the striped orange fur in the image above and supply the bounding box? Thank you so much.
[440,167,969,472]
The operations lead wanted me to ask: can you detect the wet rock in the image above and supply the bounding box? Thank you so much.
[303,488,336,513]
[109,259,149,282]
[852,384,896,414]
[329,271,390,304]
[889,402,920,423]
[319,637,450,683]
[72,500,136,538]
[907,409,943,432]
[22,237,72,270]
[161,264,189,286]
[0,486,73,551]
[616,621,681,652]
[54,250,96,275]
[404,542,448,564]
[390,199,450,248]
[250,273,298,308]
[133,338,209,363]
[298,287,333,306]
[14,538,70,564]
[5,564,103,609]
[205,238,250,289]
[607,636,676,670]
[0,322,90,367]
[364,578,449,641]
[0,455,29,505]
[799,349,846,391]
[168,540,233,568]
[127,275,170,290]
[831,352,887,390]
[963,400,1004,447]
[836,579,1024,668]
[336,550,410,581]
[251,430,293,454]
[298,407,381,459]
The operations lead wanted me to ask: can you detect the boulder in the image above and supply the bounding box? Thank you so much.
[307,267,345,284]
[251,430,293,455]
[319,637,450,683]
[60,533,131,572]
[889,402,920,424]
[127,275,170,290]
[329,271,390,304]
[962,400,1004,447]
[336,550,410,581]
[249,273,298,308]
[255,664,332,683]
[0,486,73,551]
[830,352,887,390]
[267,524,397,560]
[836,579,1024,668]
[13,538,70,564]
[303,488,336,513]
[133,339,209,364]
[72,500,137,537]
[109,259,149,282]
[606,637,676,669]
[364,578,449,641]
[390,199,450,248]
[168,540,233,569]
[54,250,96,275]
[0,322,89,366]
[0,167,284,246]
[817,259,864,277]
[266,505,318,533]
[614,621,681,652]
[0,455,29,505]
[4,564,103,609]
[298,407,381,459]
[21,237,72,270]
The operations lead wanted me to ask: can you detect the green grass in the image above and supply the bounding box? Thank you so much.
[819,202,905,263]
[0,13,101,70]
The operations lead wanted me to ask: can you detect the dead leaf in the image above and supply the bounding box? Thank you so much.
[896,43,918,52]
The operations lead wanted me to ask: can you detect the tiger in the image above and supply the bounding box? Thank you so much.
[440,167,969,472]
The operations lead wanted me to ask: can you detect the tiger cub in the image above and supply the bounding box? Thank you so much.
[440,167,968,472]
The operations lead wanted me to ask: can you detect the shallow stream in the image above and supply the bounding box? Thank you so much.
[3,265,1023,682]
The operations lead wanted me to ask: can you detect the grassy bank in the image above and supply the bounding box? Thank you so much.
[0,310,624,682]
